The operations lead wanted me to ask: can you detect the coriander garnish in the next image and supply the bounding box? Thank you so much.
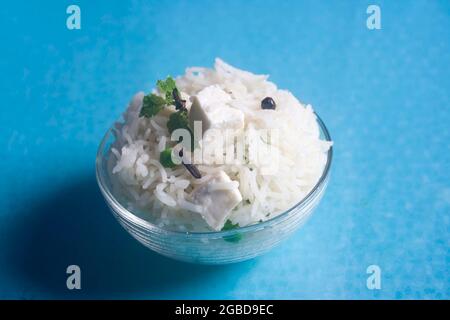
[167,110,190,134]
[222,220,242,243]
[139,76,178,119]
[159,148,176,168]
[222,220,240,231]
[156,76,177,105]
[139,77,199,178]
[139,94,166,118]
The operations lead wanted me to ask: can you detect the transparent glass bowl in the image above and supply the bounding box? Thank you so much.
[96,114,333,264]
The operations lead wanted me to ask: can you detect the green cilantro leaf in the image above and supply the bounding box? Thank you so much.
[157,76,177,105]
[222,220,242,243]
[139,94,166,118]
[159,148,177,168]
[139,77,180,118]
[167,110,195,151]
[167,110,190,134]
[222,220,240,231]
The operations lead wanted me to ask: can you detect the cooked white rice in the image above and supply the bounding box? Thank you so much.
[109,58,332,232]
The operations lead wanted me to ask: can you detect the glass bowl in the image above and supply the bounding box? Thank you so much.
[96,113,333,264]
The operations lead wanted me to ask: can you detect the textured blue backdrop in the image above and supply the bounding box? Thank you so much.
[0,0,449,299]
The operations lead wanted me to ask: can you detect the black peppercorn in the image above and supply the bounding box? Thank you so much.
[261,97,276,110]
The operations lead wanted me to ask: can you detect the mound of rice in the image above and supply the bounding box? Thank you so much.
[110,58,332,232]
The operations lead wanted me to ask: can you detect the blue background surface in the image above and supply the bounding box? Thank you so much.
[0,0,449,299]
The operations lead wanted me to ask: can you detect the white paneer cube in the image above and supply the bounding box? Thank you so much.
[196,85,231,111]
[188,85,245,139]
[189,96,212,135]
[190,171,243,231]
[207,107,245,130]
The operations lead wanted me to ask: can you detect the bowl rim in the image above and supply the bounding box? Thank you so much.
[96,112,333,237]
